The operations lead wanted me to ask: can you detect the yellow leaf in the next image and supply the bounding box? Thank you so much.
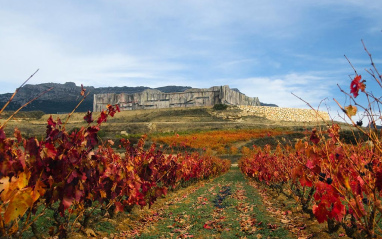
[344,176,351,191]
[31,179,46,203]
[16,171,30,190]
[0,177,11,201]
[1,171,31,202]
[100,190,107,198]
[345,105,357,117]
[126,165,134,172]
[4,190,33,224]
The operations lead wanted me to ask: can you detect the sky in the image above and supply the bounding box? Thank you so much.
[1,1,381,123]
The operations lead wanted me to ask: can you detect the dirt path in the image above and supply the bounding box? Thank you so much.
[69,168,348,239]
[116,168,290,239]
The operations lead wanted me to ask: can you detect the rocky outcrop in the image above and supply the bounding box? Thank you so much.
[93,85,261,112]
[1,82,278,114]
[0,83,192,113]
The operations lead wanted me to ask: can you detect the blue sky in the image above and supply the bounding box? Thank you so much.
[1,1,381,122]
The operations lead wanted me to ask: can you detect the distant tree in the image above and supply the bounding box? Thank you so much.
[213,104,228,110]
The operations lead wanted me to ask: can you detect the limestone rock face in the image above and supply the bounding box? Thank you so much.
[93,85,260,111]
[0,83,192,113]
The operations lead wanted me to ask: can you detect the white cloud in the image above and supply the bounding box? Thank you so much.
[1,0,382,109]
[230,72,337,109]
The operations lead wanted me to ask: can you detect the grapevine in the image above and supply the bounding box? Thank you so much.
[0,85,231,238]
[240,41,382,238]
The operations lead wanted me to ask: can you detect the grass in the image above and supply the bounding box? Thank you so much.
[244,132,306,148]
[1,106,329,140]
[20,201,122,238]
[138,168,291,238]
[96,220,116,234]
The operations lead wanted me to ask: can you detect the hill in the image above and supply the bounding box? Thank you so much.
[0,82,276,113]
[0,82,192,113]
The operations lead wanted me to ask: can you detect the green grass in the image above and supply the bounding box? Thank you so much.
[96,220,116,234]
[138,168,291,238]
[245,132,305,148]
[20,201,121,238]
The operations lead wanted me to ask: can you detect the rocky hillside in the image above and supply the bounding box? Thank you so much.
[0,83,192,113]
[0,82,275,113]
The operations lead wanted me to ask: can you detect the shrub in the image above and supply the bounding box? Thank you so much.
[213,104,228,110]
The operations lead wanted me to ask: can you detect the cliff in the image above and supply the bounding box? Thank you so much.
[0,82,272,113]
[93,85,261,112]
[0,83,192,113]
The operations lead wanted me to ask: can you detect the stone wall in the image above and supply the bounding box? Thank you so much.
[93,85,260,112]
[238,106,330,122]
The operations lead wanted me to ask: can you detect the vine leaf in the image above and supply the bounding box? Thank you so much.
[350,75,366,98]
[345,105,357,117]
[4,189,33,224]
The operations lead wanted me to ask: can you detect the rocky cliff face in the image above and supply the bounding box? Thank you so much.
[0,83,192,113]
[93,85,261,112]
[0,82,270,113]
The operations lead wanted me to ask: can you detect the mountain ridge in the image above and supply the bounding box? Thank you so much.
[0,82,277,113]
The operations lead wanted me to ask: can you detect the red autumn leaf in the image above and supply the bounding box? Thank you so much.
[75,189,83,202]
[84,111,94,124]
[97,110,108,125]
[107,104,118,117]
[116,104,120,112]
[62,196,74,210]
[114,201,124,213]
[47,115,56,127]
[375,170,382,191]
[299,173,313,187]
[310,129,320,144]
[306,159,315,169]
[203,223,212,229]
[25,138,40,156]
[67,170,78,183]
[313,203,329,223]
[267,223,278,229]
[138,199,147,207]
[41,143,57,159]
[350,75,366,98]
[330,200,345,221]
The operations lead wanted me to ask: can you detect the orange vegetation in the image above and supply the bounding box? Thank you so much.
[152,129,293,151]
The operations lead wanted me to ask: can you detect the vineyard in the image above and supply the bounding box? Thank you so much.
[0,90,379,238]
[1,44,382,239]
[239,43,382,239]
[0,103,231,238]
[151,128,296,155]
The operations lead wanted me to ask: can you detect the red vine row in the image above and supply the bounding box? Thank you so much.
[0,104,230,238]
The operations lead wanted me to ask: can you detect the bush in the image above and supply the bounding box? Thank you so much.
[97,129,106,137]
[213,104,228,110]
